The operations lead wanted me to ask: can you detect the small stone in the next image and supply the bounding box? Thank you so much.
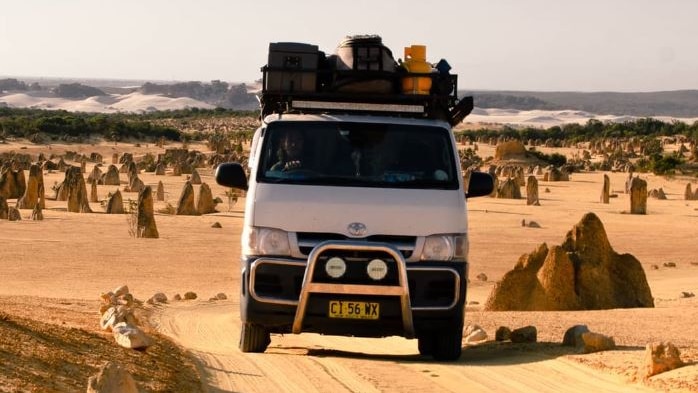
[579,332,615,353]
[681,292,695,298]
[562,325,590,347]
[216,293,227,300]
[150,292,168,303]
[511,326,537,343]
[112,322,153,349]
[464,324,482,337]
[663,262,677,268]
[173,294,182,301]
[495,326,511,341]
[650,264,659,270]
[476,273,488,282]
[211,222,222,228]
[544,188,550,193]
[113,285,129,297]
[87,361,138,393]
[184,291,197,300]
[644,341,684,378]
[100,291,116,305]
[527,221,541,228]
[465,328,488,343]
[8,207,22,221]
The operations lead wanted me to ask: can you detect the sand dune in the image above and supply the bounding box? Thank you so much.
[0,91,214,113]
[4,90,698,128]
[465,107,698,128]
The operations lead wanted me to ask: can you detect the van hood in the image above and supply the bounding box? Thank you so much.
[251,183,467,237]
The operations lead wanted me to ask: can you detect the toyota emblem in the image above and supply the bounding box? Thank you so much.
[347,222,367,237]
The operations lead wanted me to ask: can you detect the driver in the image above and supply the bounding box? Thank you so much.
[271,129,305,171]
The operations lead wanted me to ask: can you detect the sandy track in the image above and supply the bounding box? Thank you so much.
[153,301,657,393]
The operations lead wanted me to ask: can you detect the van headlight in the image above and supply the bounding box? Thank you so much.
[242,227,291,256]
[420,234,468,261]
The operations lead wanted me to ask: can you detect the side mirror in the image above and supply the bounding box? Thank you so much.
[215,163,248,190]
[466,171,494,198]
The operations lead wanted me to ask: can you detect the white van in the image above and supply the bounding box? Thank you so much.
[216,38,493,361]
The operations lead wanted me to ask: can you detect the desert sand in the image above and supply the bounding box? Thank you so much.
[1,138,697,392]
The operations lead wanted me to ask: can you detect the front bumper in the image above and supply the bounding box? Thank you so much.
[241,241,468,338]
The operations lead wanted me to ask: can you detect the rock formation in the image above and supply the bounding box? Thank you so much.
[190,168,202,185]
[497,178,521,199]
[136,186,158,238]
[172,163,182,176]
[90,178,99,203]
[8,206,21,221]
[126,161,138,181]
[155,162,166,176]
[648,188,667,200]
[0,167,26,200]
[101,165,120,186]
[176,181,198,215]
[485,212,654,311]
[197,182,216,214]
[30,203,43,220]
[494,140,527,161]
[526,176,539,206]
[156,181,164,201]
[106,190,125,214]
[544,166,569,182]
[644,342,684,378]
[0,195,7,219]
[87,361,139,393]
[127,175,144,194]
[64,166,92,213]
[16,164,45,210]
[600,174,610,204]
[630,176,647,214]
[87,165,102,185]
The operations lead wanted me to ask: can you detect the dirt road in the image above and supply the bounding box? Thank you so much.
[153,301,657,393]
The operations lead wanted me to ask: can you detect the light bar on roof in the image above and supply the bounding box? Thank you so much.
[292,100,425,113]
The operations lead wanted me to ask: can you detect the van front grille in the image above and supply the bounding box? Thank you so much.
[296,232,415,259]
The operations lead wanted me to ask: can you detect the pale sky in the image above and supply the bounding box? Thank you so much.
[2,0,697,92]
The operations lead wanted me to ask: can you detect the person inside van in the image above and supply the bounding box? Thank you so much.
[271,129,305,171]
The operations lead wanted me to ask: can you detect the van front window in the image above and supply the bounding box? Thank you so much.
[258,122,459,190]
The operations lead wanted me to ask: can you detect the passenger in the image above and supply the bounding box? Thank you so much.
[271,130,305,171]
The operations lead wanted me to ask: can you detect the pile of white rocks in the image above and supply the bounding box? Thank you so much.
[99,285,152,350]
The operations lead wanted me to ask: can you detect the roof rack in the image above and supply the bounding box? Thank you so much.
[259,39,474,126]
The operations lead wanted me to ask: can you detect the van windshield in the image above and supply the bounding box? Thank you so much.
[257,121,459,190]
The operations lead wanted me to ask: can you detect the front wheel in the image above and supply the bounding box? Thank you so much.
[239,322,271,353]
[417,333,435,356]
[431,327,463,361]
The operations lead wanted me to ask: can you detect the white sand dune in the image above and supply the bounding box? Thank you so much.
[3,91,698,128]
[465,107,698,128]
[0,91,214,113]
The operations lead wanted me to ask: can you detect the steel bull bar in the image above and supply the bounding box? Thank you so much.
[292,241,415,338]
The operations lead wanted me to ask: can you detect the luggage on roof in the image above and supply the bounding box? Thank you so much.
[259,35,473,125]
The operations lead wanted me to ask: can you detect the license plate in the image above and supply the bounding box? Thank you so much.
[328,300,379,320]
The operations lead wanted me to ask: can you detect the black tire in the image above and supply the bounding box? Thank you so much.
[239,322,271,353]
[431,327,463,361]
[417,333,435,356]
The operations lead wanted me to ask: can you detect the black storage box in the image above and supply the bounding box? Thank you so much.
[265,42,320,93]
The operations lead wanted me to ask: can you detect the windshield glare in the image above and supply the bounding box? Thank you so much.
[257,121,458,189]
